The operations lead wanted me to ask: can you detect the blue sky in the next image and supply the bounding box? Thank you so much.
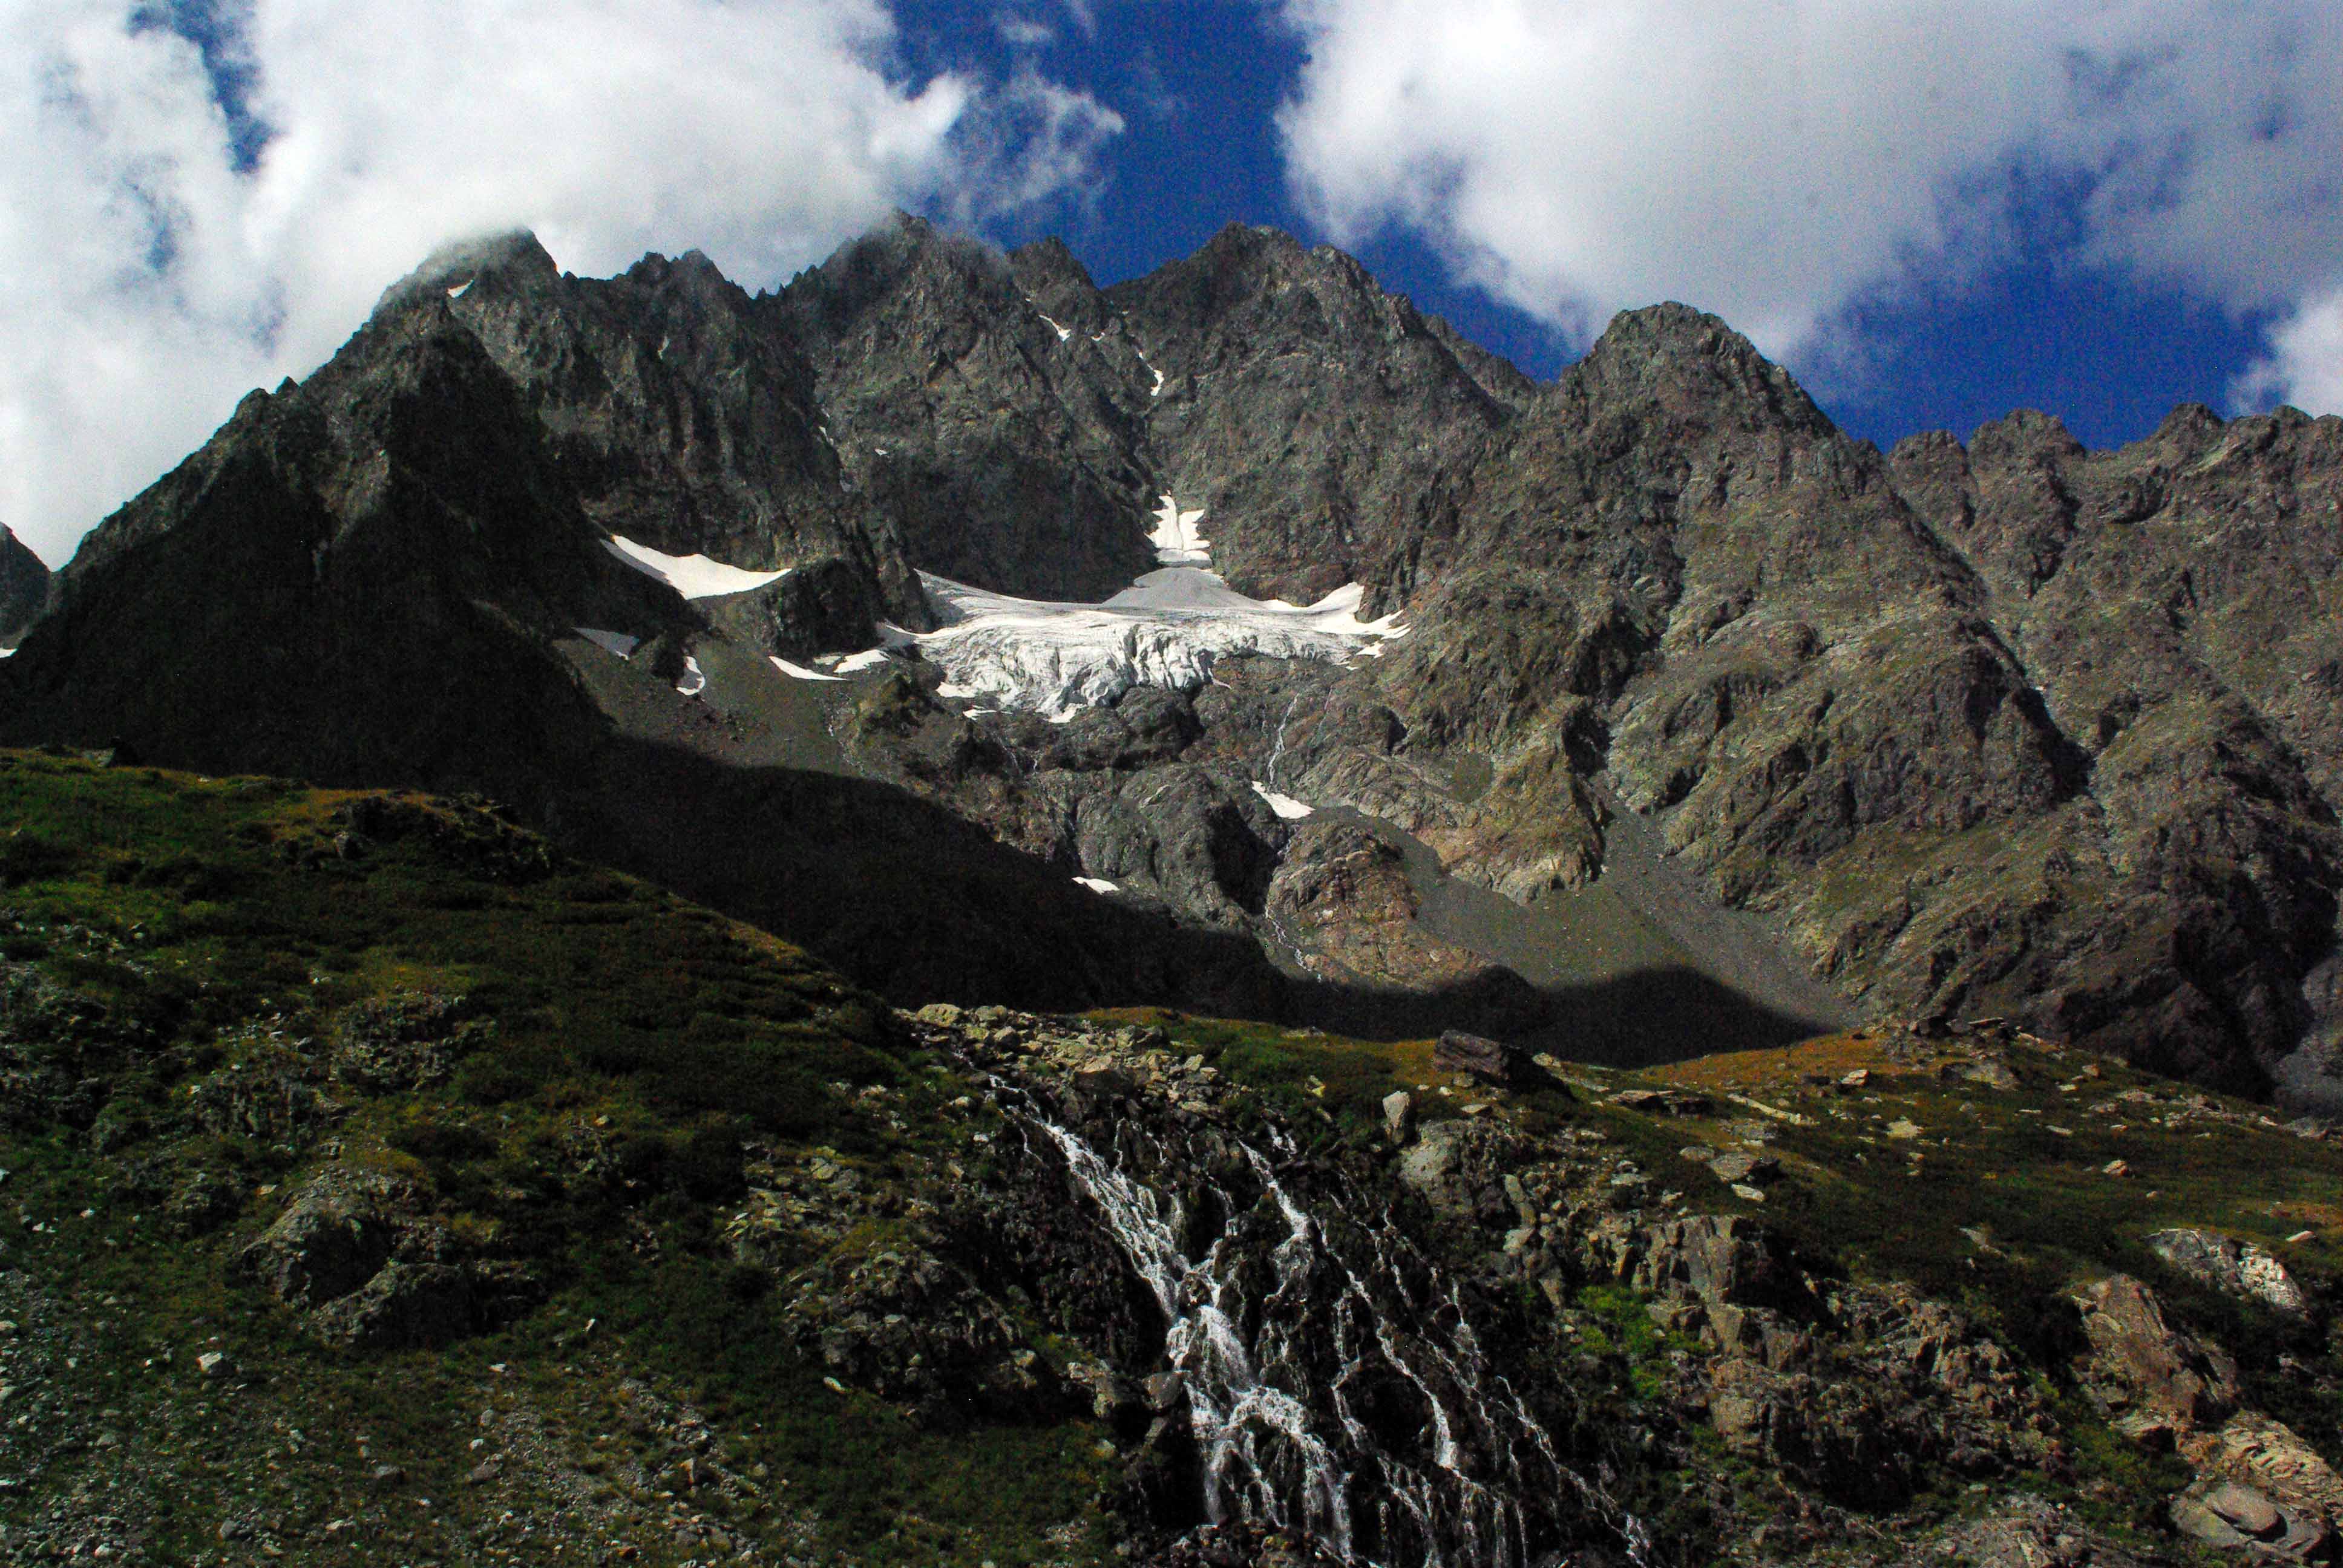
[889,0,2313,452]
[3,1,2338,563]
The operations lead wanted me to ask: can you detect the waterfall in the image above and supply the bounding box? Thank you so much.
[1004,1077,1657,1567]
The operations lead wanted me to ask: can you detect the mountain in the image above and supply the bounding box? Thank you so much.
[3,751,2339,1566]
[2,217,2341,1115]
[0,523,47,645]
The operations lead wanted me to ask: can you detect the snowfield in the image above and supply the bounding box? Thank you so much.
[1251,783,1314,820]
[606,535,792,599]
[1147,494,1210,566]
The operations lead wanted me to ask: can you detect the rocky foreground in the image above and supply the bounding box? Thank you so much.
[0,753,2338,1566]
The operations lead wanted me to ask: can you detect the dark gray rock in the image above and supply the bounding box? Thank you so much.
[0,524,47,644]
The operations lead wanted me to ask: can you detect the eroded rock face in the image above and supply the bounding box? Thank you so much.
[2074,1274,2241,1432]
[0,524,47,644]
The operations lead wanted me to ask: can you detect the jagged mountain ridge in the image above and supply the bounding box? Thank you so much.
[2,214,2340,1104]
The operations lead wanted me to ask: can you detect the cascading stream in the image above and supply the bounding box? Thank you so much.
[988,1069,1659,1568]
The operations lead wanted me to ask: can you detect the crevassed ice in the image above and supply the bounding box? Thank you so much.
[906,499,1406,721]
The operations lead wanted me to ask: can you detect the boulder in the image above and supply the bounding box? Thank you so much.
[1434,1030,1539,1088]
[2148,1228,2312,1316]
[2073,1275,2238,1430]
[309,1261,477,1351]
[231,1172,408,1307]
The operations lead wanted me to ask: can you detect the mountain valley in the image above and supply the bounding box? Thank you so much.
[2,213,2341,1564]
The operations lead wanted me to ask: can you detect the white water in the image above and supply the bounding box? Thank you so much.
[1007,1094,1648,1567]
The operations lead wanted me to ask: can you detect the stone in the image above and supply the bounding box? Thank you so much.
[1072,1062,1138,1102]
[1382,1090,1415,1144]
[1962,1059,2019,1091]
[2204,1483,2284,1537]
[1708,1151,1781,1187]
[2102,1159,2132,1178]
[1886,1119,1924,1140]
[1434,1030,1540,1088]
[2147,1228,2311,1316]
[194,1351,231,1379]
[914,1002,965,1028]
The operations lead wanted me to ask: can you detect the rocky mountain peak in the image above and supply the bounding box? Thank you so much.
[1564,301,1833,440]
[374,229,560,316]
[1967,408,2088,469]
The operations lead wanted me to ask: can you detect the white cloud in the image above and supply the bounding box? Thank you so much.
[1277,0,2343,401]
[0,0,1121,565]
[2234,283,2343,417]
[995,15,1057,48]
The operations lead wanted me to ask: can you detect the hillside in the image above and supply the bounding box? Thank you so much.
[2,750,2340,1565]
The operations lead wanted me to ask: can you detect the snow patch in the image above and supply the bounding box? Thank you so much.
[770,656,842,682]
[606,535,792,599]
[447,280,473,300]
[908,568,1406,721]
[1073,877,1121,895]
[0,646,15,659]
[1251,783,1314,820]
[1037,311,1072,342]
[833,648,893,674]
[574,626,639,660]
[1148,494,1210,566]
[675,656,707,697]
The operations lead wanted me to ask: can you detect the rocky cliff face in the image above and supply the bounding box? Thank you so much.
[0,525,46,645]
[1345,304,2343,1103]
[3,218,2341,1106]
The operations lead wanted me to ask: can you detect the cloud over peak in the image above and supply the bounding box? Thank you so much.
[0,0,1121,564]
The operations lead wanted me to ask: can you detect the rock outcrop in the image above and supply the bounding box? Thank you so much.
[0,523,47,644]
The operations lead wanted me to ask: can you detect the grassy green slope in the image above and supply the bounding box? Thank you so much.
[0,750,1107,1566]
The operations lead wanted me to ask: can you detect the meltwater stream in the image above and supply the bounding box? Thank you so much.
[993,1074,1657,1567]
